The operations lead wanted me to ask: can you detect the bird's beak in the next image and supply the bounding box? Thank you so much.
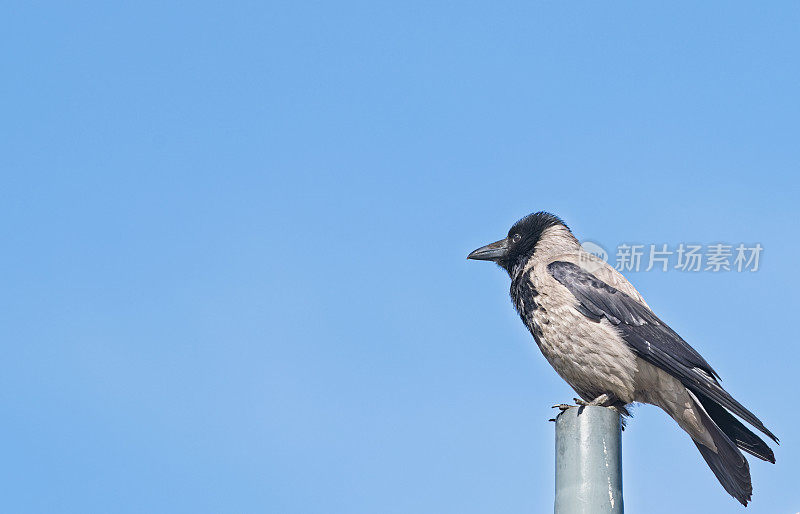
[467,238,509,261]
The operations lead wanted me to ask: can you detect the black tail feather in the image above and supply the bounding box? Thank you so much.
[695,391,776,463]
[692,393,753,506]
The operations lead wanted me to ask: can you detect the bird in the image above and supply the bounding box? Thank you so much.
[467,211,777,506]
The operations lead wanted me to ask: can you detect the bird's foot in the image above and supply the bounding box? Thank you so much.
[549,403,576,421]
[573,393,616,407]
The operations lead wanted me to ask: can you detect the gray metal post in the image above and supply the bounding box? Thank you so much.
[554,406,623,514]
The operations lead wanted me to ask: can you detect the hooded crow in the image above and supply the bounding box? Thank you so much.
[468,211,777,506]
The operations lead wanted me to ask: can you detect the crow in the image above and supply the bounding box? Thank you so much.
[467,211,777,506]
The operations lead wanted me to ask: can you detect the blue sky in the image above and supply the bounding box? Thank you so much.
[2,1,799,512]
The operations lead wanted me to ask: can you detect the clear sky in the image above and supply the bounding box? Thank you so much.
[2,2,798,513]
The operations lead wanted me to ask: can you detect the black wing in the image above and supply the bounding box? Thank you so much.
[548,261,778,444]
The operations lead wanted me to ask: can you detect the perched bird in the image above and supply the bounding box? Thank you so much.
[467,211,777,506]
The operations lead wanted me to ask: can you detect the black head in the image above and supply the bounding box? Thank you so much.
[467,211,568,274]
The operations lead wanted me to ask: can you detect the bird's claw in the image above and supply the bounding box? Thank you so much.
[573,393,614,407]
[551,403,574,411]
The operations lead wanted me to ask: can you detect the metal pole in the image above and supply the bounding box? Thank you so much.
[554,406,623,514]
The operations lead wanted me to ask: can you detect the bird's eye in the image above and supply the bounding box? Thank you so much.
[512,234,522,243]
